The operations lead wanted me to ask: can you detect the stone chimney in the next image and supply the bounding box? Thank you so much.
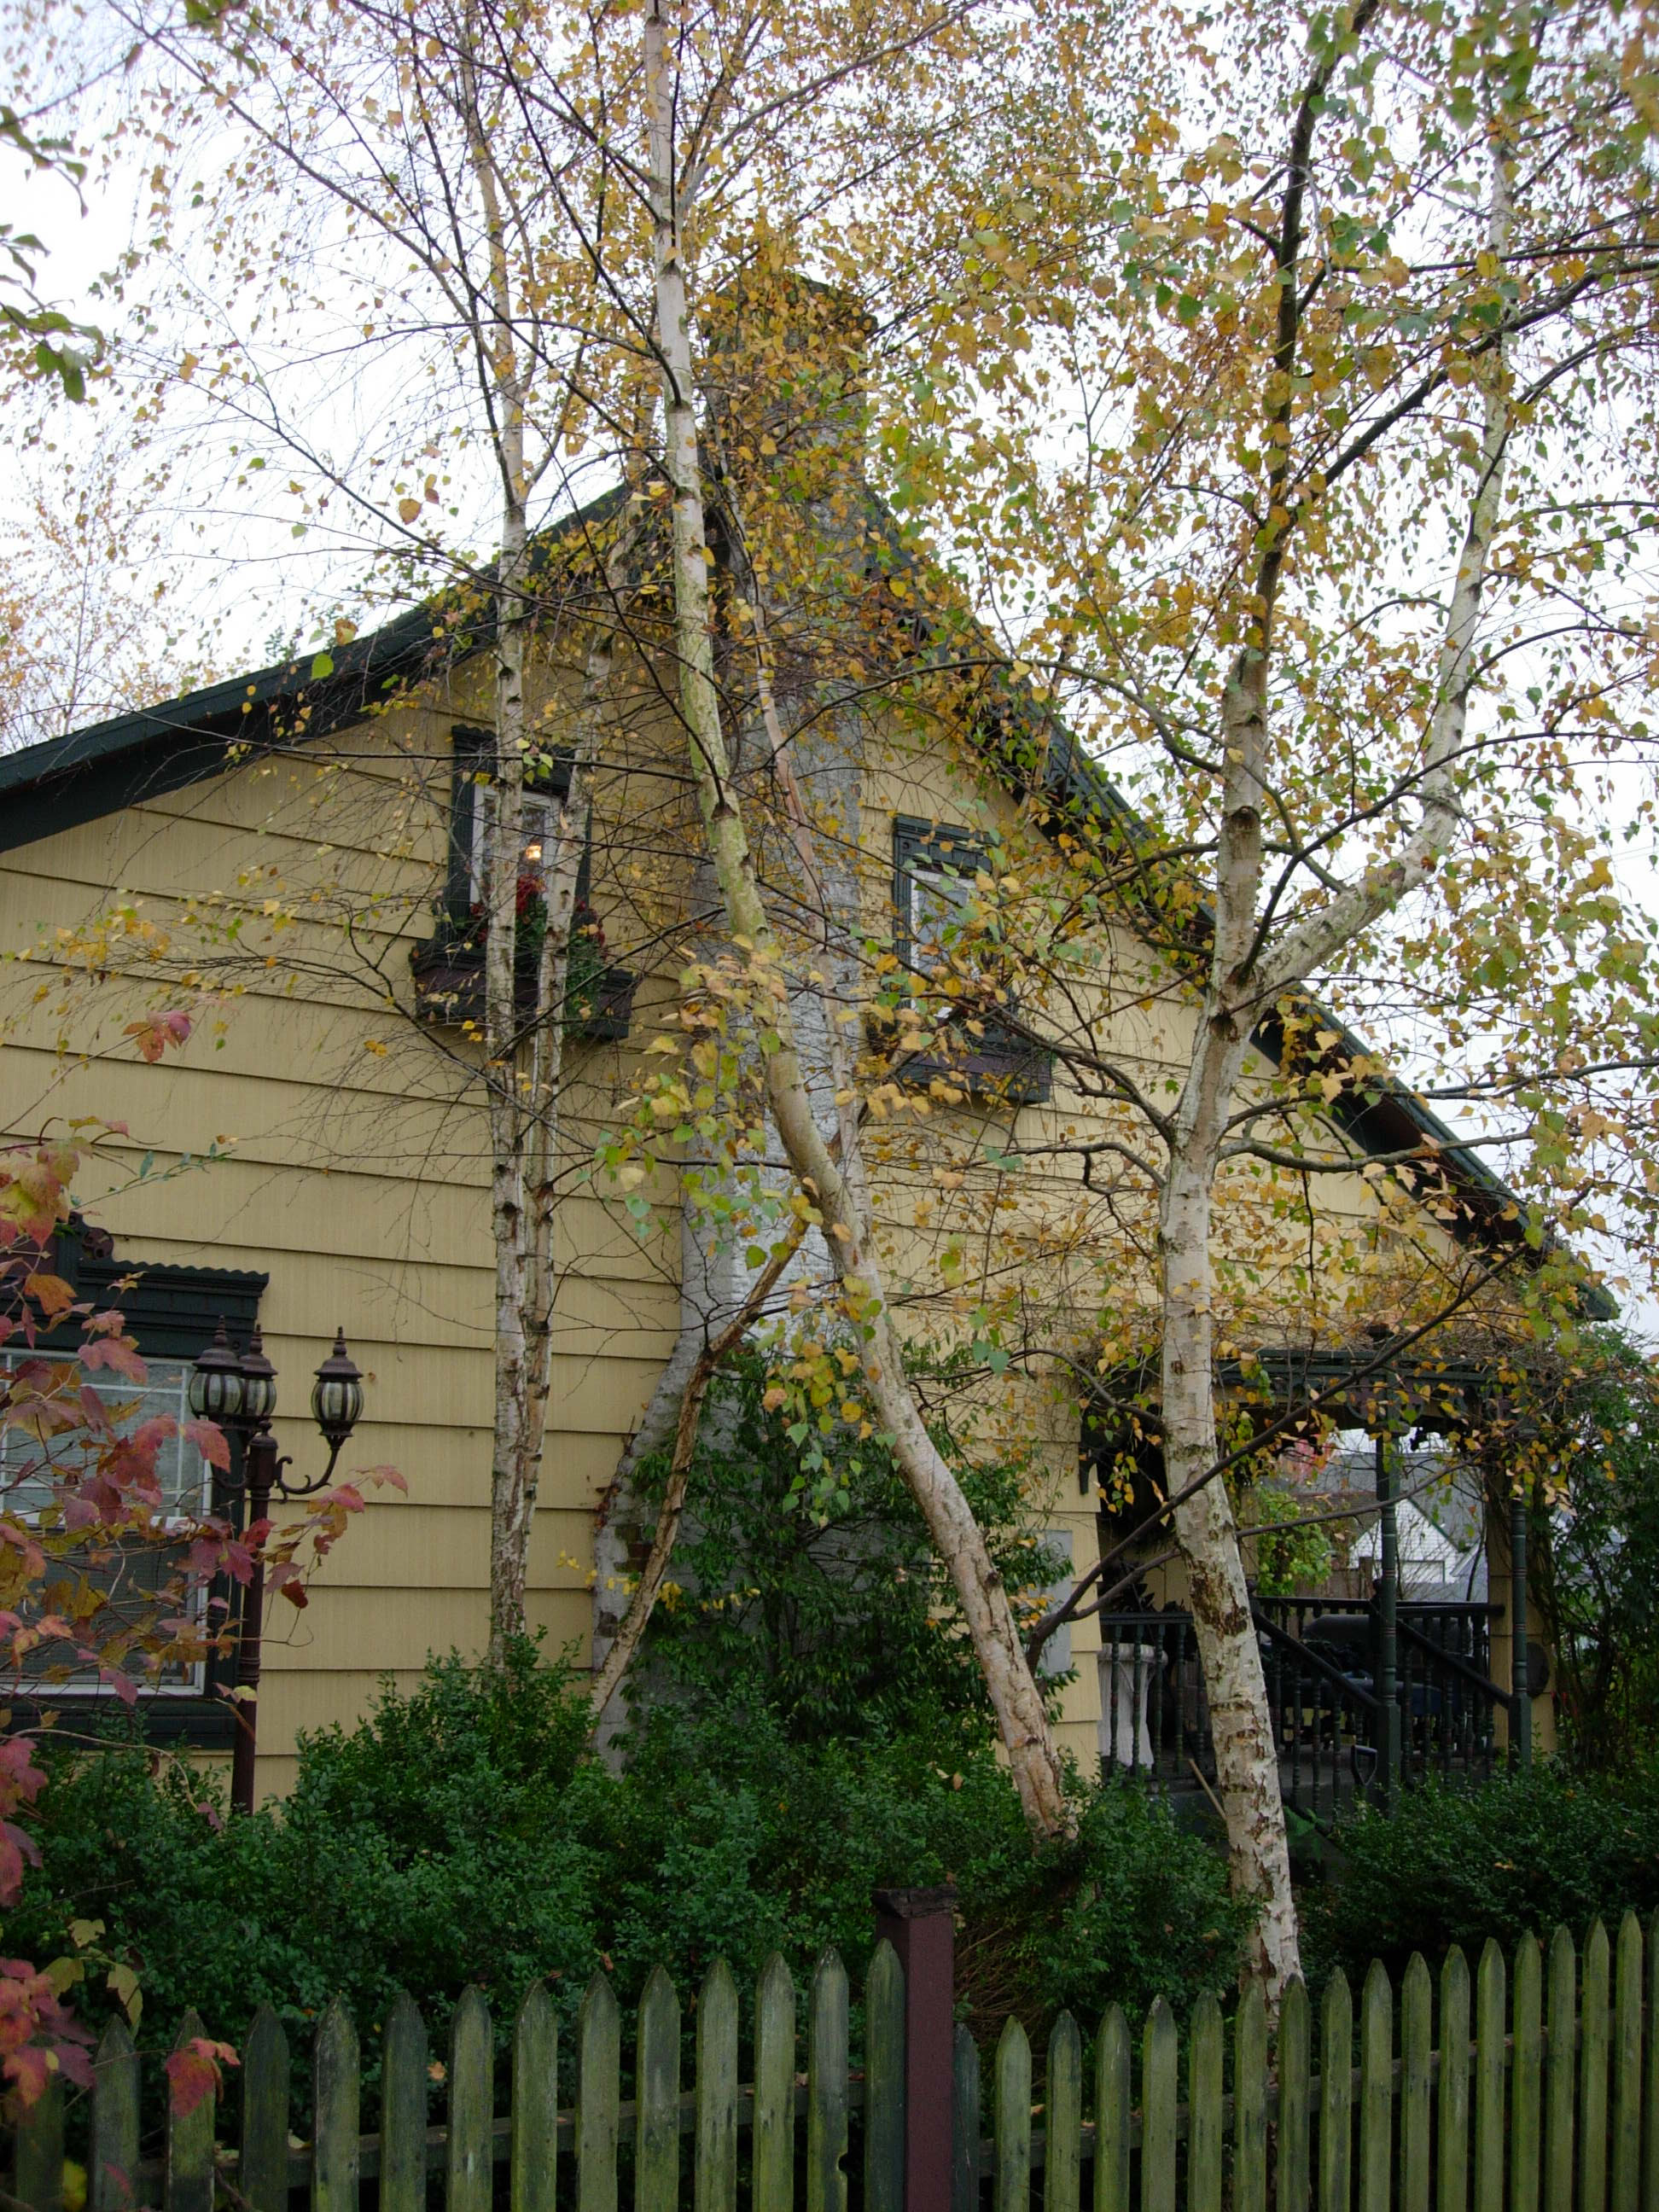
[700,264,876,521]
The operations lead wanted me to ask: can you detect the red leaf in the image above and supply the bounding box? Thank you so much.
[79,1339,147,1383]
[123,1011,193,1064]
[183,1419,230,1472]
[165,2038,237,2118]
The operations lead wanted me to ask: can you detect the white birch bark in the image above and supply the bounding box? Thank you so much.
[1157,102,1518,1994]
[463,27,644,1659]
[641,0,1070,1836]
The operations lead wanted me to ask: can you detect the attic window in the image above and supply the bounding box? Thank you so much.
[894,820,987,975]
[445,725,587,925]
[888,817,1051,1105]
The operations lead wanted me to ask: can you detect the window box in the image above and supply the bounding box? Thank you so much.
[410,928,636,1040]
[864,1004,1052,1105]
[417,724,632,1037]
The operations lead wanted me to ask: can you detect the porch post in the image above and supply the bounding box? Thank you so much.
[1374,1430,1400,1803]
[1509,1490,1533,1771]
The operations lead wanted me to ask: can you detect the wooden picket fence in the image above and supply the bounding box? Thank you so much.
[9,1912,1659,2212]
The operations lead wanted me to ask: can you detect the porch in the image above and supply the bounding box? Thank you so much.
[1095,1594,1516,1825]
[1084,1339,1545,1824]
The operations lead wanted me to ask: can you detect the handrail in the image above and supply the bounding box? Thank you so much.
[1396,1614,1515,1707]
[1097,1605,1384,1715]
[1251,1606,1381,1714]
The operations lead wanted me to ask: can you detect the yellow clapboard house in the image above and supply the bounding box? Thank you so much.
[0,457,1551,1798]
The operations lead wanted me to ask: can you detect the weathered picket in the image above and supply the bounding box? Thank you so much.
[9,1915,1659,2212]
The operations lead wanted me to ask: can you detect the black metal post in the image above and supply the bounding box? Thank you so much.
[1375,1431,1400,1803]
[1509,1490,1533,1772]
[230,1429,277,1817]
[873,1884,956,2211]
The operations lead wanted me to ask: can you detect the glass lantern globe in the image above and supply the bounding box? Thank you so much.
[238,1327,278,1426]
[189,1320,246,1424]
[311,1328,364,1451]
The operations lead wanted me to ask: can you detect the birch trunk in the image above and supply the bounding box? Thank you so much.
[641,0,1070,1837]
[482,453,533,1664]
[464,40,647,1660]
[1159,643,1301,1996]
[1159,98,1517,1993]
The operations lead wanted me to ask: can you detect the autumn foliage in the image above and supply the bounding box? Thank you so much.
[0,1110,393,2116]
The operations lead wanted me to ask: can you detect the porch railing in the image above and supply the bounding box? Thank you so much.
[1097,1598,1511,1820]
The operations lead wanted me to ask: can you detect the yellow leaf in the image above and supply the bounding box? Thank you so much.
[398,498,422,525]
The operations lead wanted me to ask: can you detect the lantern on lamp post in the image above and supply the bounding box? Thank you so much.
[189,1322,365,1813]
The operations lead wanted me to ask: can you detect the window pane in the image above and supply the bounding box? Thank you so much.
[469,789,555,904]
[0,1355,209,1694]
[907,863,975,966]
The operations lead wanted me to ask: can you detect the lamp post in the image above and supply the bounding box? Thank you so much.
[189,1321,365,1813]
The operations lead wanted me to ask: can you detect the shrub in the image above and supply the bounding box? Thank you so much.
[10,1646,1247,2104]
[626,1353,1070,1740]
[1310,1763,1659,1984]
[1528,1332,1659,1773]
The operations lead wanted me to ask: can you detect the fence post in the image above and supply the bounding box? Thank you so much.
[952,2026,982,2212]
[806,1949,850,2212]
[1374,1434,1400,1801]
[1094,2005,1130,2212]
[864,1943,906,2212]
[873,1884,957,2212]
[754,1955,797,2212]
[90,2018,140,2212]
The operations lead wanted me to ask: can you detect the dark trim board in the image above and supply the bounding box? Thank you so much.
[0,605,456,858]
[0,486,629,858]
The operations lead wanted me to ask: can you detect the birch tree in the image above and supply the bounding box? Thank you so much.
[628,0,1072,1832]
[34,0,671,1656]
[888,0,1659,1988]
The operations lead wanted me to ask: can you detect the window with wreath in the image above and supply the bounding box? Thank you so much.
[411,725,632,1038]
[888,818,1051,1103]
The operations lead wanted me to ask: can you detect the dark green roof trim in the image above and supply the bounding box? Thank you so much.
[957,622,1570,1280]
[0,484,629,857]
[0,597,454,857]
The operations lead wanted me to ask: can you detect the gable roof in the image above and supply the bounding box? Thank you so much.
[0,482,1586,1302]
[0,600,451,857]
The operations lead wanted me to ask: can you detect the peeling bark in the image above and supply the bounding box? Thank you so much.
[641,0,1070,1836]
[1156,56,1518,1993]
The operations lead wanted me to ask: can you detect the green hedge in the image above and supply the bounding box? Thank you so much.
[9,1645,1247,2108]
[1310,1762,1659,1984]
